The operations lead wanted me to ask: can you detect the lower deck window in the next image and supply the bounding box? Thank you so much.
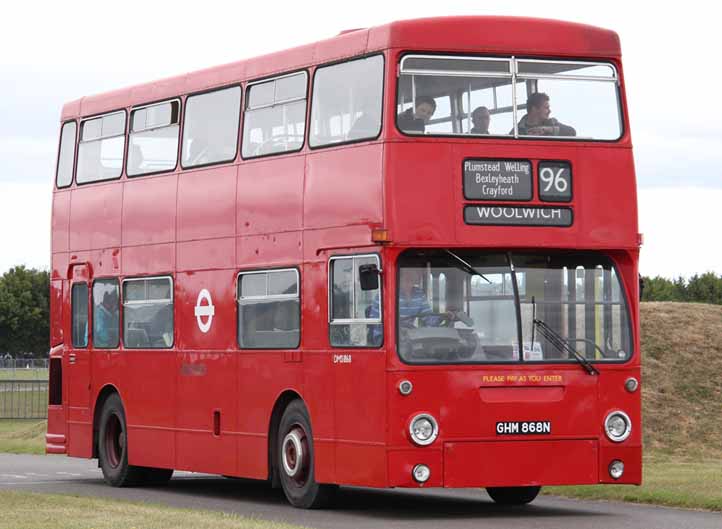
[122,277,173,348]
[329,255,382,347]
[93,279,119,349]
[71,283,88,348]
[238,269,300,349]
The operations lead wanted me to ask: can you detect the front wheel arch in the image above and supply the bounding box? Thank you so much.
[268,390,304,487]
[276,399,336,508]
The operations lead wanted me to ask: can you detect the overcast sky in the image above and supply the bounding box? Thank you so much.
[0,0,719,278]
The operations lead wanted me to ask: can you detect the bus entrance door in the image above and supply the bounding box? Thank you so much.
[66,263,93,457]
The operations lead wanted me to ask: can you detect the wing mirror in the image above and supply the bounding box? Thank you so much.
[359,263,380,291]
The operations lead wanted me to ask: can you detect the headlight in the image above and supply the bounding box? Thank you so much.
[604,411,632,442]
[412,464,431,483]
[609,459,625,479]
[409,413,439,446]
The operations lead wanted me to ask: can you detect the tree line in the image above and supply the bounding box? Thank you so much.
[0,266,49,358]
[641,272,722,305]
[0,267,720,358]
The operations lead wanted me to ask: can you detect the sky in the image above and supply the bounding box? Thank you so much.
[0,0,719,278]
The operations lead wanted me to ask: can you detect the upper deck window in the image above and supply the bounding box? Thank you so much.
[55,121,76,188]
[242,72,307,158]
[181,86,241,168]
[77,111,126,184]
[397,55,621,141]
[128,100,180,176]
[310,54,384,147]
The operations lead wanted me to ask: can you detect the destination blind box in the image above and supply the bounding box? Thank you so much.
[463,159,533,201]
[463,159,574,226]
[463,158,573,202]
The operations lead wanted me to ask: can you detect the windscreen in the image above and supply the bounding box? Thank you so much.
[397,251,631,364]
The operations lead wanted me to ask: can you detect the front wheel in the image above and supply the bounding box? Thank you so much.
[277,400,336,508]
[486,486,541,505]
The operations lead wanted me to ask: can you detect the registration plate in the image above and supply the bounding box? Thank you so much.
[496,421,551,435]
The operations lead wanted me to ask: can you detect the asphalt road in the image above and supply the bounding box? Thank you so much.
[1,454,720,529]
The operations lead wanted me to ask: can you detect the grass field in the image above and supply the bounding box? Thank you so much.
[0,420,46,454]
[0,368,48,380]
[637,302,722,460]
[0,490,309,529]
[546,457,722,511]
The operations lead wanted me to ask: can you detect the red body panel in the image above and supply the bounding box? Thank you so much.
[445,440,598,487]
[48,16,641,491]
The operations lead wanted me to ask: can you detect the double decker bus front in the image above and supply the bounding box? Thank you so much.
[382,48,640,497]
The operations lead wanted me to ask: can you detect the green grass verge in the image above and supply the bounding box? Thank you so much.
[0,490,310,529]
[545,457,722,511]
[0,420,46,454]
[0,368,48,380]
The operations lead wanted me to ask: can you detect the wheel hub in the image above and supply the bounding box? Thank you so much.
[281,426,308,484]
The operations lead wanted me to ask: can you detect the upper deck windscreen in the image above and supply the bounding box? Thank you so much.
[397,56,621,141]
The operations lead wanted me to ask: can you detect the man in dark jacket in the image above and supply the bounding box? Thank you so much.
[397,96,436,133]
[515,92,576,136]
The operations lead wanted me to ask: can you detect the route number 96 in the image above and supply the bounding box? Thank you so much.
[538,162,572,202]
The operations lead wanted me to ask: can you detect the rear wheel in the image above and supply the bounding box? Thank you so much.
[277,400,336,508]
[98,394,173,487]
[98,393,145,486]
[486,486,541,505]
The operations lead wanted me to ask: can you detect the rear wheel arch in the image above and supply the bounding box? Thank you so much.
[92,385,121,459]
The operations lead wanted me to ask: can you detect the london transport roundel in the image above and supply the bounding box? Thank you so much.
[194,289,215,333]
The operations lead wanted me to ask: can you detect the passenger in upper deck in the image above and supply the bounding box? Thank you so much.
[397,96,436,133]
[470,106,491,134]
[515,92,576,137]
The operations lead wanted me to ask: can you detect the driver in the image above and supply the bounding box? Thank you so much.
[398,269,445,327]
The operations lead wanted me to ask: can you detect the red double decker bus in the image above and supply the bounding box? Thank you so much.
[47,16,641,508]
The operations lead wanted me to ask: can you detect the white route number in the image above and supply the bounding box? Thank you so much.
[539,167,568,193]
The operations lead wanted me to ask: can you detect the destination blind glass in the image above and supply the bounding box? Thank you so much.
[463,159,532,201]
[464,205,573,227]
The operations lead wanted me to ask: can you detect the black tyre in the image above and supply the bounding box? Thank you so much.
[486,486,541,505]
[277,400,336,508]
[142,467,174,484]
[97,393,146,487]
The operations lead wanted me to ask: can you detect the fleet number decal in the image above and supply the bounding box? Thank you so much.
[496,421,551,435]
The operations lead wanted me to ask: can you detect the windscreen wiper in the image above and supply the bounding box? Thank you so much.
[444,250,491,284]
[531,296,599,376]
